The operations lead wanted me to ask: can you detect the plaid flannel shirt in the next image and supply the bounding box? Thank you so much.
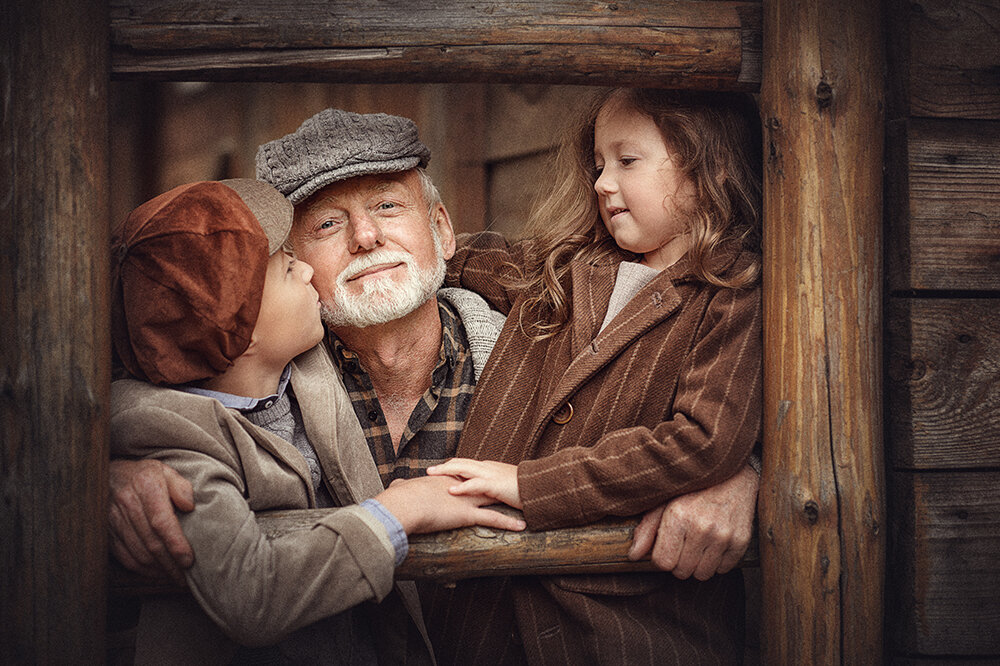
[329,298,476,486]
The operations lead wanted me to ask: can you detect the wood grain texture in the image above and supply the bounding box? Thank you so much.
[887,118,1000,292]
[887,298,1000,469]
[759,0,885,663]
[0,0,110,662]
[907,0,1000,120]
[109,0,761,89]
[110,507,758,595]
[889,471,1000,656]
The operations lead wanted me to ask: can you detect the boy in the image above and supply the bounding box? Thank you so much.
[110,179,523,664]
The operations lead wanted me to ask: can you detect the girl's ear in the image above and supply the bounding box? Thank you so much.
[432,203,457,260]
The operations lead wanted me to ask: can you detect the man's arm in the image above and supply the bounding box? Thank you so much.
[109,458,194,582]
[628,462,758,581]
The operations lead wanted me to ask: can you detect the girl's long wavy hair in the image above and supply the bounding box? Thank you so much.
[511,88,762,338]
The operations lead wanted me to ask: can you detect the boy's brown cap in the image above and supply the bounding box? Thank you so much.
[110,179,293,385]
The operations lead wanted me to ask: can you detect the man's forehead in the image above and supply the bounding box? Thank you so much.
[297,171,418,212]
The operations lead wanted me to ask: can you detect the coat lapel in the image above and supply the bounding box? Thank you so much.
[547,265,684,423]
[291,345,384,505]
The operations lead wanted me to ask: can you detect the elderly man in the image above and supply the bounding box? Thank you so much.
[111,109,760,663]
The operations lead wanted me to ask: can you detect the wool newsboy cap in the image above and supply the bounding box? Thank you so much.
[110,179,293,386]
[255,108,431,205]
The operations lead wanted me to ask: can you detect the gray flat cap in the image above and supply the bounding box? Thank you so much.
[255,109,431,205]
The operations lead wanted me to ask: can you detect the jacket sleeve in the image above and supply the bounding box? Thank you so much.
[516,284,763,530]
[111,398,396,647]
[445,231,532,315]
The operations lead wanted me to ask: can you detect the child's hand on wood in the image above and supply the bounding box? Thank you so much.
[426,459,523,510]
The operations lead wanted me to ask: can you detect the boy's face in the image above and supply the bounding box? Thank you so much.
[251,251,324,365]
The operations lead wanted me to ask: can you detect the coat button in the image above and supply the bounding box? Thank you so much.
[552,402,574,425]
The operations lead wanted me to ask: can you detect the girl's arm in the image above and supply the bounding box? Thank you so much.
[517,284,762,531]
[444,231,532,315]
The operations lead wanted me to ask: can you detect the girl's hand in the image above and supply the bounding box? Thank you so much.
[426,458,523,509]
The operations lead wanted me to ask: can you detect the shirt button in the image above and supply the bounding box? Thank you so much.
[264,400,274,408]
[552,402,574,425]
[367,410,379,423]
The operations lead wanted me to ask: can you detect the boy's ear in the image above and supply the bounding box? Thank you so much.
[432,203,456,260]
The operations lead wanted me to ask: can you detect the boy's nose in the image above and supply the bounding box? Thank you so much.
[348,213,385,253]
[299,260,315,283]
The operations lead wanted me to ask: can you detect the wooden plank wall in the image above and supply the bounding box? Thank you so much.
[884,0,1000,661]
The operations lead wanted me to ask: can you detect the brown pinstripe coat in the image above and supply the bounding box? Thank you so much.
[429,232,762,665]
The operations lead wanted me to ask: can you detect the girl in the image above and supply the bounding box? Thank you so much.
[429,89,763,664]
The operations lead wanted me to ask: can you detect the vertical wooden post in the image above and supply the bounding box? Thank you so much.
[1,0,110,662]
[759,0,885,663]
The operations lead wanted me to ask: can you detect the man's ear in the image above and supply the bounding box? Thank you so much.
[432,203,456,260]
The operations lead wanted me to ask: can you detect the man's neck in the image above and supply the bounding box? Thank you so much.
[331,297,443,450]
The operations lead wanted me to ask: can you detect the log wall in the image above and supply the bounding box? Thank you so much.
[885,0,1000,661]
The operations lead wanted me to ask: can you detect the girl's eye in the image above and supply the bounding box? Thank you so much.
[593,164,604,176]
[620,157,636,166]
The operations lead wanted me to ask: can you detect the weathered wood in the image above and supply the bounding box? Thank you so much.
[887,118,1000,292]
[887,298,1000,469]
[906,0,1000,120]
[0,0,110,662]
[759,0,885,663]
[109,0,762,89]
[889,471,1000,656]
[109,507,759,595]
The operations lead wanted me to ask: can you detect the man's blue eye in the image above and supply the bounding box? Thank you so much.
[378,202,396,210]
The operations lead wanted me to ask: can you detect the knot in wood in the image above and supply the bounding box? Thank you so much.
[804,500,820,524]
[815,80,833,110]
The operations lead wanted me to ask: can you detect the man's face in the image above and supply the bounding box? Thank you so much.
[290,170,456,328]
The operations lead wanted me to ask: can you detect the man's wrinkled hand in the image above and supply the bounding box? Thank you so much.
[628,463,758,581]
[109,458,195,584]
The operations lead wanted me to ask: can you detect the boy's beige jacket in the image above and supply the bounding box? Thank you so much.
[111,344,433,664]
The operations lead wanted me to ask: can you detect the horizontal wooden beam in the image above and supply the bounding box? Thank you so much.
[889,470,1000,655]
[110,0,761,89]
[887,298,1000,469]
[110,506,759,596]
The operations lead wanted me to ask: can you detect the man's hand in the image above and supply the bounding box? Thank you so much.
[376,474,526,535]
[109,458,195,584]
[628,463,758,581]
[425,458,522,509]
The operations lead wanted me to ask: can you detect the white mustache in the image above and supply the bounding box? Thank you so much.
[336,250,414,286]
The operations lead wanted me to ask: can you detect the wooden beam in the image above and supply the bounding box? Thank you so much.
[110,507,759,595]
[759,0,885,663]
[109,0,762,89]
[889,471,1000,656]
[887,299,1000,469]
[0,0,110,662]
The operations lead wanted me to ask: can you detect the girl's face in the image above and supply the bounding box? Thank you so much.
[593,102,696,271]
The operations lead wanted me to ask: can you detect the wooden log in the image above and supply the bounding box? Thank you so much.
[886,118,1000,292]
[887,298,1000,469]
[109,507,760,595]
[889,471,1000,656]
[109,0,762,89]
[759,0,885,663]
[0,0,110,662]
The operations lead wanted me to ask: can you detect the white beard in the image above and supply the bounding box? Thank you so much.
[320,230,446,329]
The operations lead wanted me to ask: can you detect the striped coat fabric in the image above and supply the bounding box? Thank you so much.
[431,232,762,664]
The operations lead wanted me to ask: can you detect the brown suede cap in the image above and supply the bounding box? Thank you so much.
[111,179,292,385]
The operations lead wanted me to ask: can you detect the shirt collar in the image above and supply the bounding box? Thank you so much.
[175,364,293,412]
[329,296,461,382]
